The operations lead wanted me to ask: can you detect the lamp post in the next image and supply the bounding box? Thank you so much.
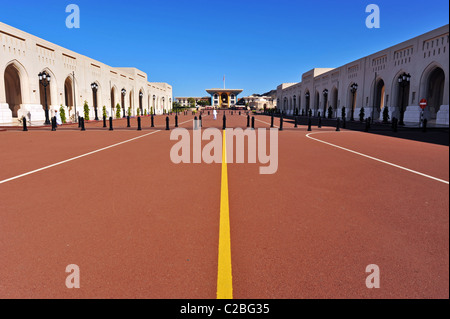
[398,73,411,126]
[38,71,51,125]
[121,88,127,118]
[91,82,99,121]
[139,91,144,115]
[305,92,310,116]
[323,89,329,117]
[350,83,358,121]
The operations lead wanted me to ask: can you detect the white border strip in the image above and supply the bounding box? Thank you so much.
[306,132,449,185]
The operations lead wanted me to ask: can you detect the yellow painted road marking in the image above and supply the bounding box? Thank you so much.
[217,129,233,299]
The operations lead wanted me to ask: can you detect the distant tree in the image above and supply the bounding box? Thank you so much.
[197,100,209,107]
[188,98,196,107]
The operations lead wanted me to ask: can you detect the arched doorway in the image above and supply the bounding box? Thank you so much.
[129,90,134,115]
[293,95,297,114]
[221,93,228,108]
[315,91,320,116]
[425,67,445,119]
[374,79,385,119]
[4,64,22,118]
[322,89,329,116]
[110,87,116,109]
[305,91,311,115]
[331,87,338,118]
[64,77,74,116]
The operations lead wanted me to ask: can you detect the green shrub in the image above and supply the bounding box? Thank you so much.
[359,107,365,122]
[102,106,107,118]
[341,107,346,120]
[328,106,333,119]
[137,108,141,116]
[127,107,132,117]
[83,101,90,121]
[59,105,67,124]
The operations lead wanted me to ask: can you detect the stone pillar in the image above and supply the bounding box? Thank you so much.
[436,105,449,126]
[0,103,13,124]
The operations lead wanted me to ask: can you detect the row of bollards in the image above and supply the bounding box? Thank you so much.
[25,112,428,134]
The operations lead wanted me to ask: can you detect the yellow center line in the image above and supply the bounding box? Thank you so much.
[217,129,233,299]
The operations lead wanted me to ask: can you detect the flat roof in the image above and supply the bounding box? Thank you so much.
[206,89,243,95]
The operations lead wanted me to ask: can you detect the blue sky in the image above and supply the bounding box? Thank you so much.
[0,0,448,98]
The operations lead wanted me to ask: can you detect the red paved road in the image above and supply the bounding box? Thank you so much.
[0,112,448,299]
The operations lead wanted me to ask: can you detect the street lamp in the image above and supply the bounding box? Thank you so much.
[398,73,411,126]
[139,91,144,115]
[323,89,329,116]
[350,83,358,121]
[91,82,99,121]
[38,71,51,125]
[121,89,127,118]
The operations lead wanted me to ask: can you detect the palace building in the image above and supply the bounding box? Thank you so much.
[277,25,449,126]
[206,89,243,108]
[0,22,173,124]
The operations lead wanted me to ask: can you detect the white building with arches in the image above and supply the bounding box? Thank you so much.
[277,25,449,126]
[0,22,173,124]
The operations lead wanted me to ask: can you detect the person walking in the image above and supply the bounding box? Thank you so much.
[213,109,218,120]
[55,110,62,126]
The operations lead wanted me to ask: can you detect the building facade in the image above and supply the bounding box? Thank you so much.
[277,25,449,126]
[0,22,173,124]
[243,94,277,110]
